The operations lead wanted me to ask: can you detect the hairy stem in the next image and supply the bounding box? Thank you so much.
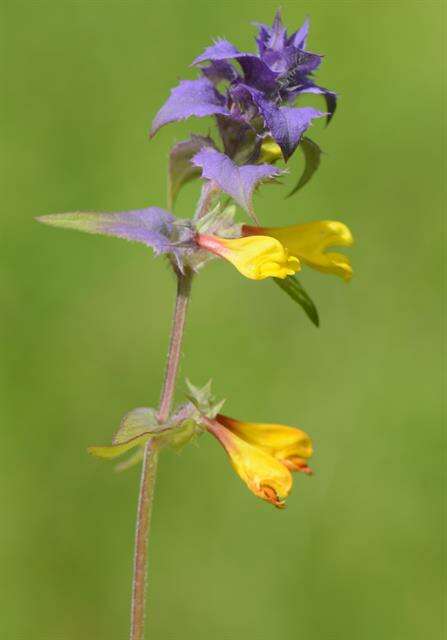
[158,268,193,422]
[130,267,193,640]
[130,440,159,640]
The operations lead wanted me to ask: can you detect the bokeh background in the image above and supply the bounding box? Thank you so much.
[2,1,444,638]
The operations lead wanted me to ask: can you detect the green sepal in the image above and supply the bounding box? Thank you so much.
[195,202,240,238]
[88,404,207,468]
[287,137,322,198]
[185,379,225,419]
[273,275,320,327]
[168,419,202,451]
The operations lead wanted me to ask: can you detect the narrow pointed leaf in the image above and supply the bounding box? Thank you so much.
[273,275,319,327]
[298,85,337,125]
[324,92,337,124]
[88,433,152,459]
[289,17,310,49]
[287,137,322,197]
[37,207,178,255]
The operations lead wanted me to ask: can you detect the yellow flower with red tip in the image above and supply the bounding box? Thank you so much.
[243,221,354,281]
[197,234,300,280]
[206,414,313,508]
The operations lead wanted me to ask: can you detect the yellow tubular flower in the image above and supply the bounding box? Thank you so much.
[196,234,300,281]
[217,415,313,474]
[243,221,354,281]
[207,420,293,508]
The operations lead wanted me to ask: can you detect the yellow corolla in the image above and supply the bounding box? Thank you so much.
[196,234,300,281]
[257,137,284,164]
[217,414,313,474]
[206,415,313,508]
[243,221,353,281]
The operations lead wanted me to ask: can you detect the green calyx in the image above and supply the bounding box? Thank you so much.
[87,381,225,472]
[185,379,225,419]
[88,405,204,471]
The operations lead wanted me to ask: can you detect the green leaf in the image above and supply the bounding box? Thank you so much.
[113,407,160,444]
[168,135,215,209]
[273,275,320,327]
[88,407,169,462]
[88,432,152,460]
[287,137,322,198]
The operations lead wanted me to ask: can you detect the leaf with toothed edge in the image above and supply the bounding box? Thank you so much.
[36,207,180,255]
[192,147,282,220]
[150,77,229,137]
[287,137,322,198]
[185,379,226,419]
[273,275,319,327]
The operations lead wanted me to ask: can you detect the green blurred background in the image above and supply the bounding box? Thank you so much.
[2,1,444,638]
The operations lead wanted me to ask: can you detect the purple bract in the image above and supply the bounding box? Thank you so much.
[150,10,336,161]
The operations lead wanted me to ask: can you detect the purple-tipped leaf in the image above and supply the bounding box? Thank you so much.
[215,114,256,163]
[192,38,241,65]
[236,55,279,93]
[254,23,271,55]
[262,45,298,74]
[228,84,324,160]
[288,18,310,49]
[255,10,287,53]
[202,60,239,85]
[192,147,282,217]
[255,96,325,161]
[193,39,279,94]
[150,78,229,136]
[37,207,180,256]
[267,9,288,51]
[168,135,216,208]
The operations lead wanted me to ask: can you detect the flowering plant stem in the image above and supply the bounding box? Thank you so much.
[130,266,193,640]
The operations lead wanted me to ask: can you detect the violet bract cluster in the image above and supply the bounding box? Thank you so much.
[38,10,353,509]
[151,11,335,162]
